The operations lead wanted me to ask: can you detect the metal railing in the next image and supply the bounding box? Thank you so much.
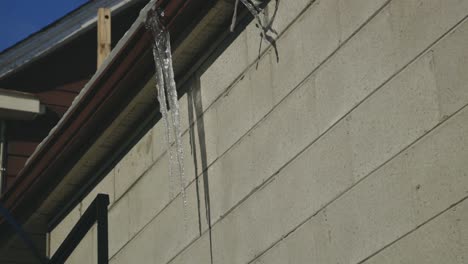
[48,193,109,264]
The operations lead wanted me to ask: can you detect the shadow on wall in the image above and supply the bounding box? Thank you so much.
[185,2,282,262]
[187,75,214,264]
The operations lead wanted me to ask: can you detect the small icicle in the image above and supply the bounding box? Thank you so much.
[230,0,240,32]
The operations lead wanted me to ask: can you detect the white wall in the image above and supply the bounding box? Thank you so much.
[50,0,468,263]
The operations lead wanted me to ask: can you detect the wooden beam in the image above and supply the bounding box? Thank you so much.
[97,8,111,68]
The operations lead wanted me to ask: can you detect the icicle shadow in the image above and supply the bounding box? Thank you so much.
[188,77,214,264]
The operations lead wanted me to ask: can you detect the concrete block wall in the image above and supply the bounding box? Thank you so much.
[49,0,468,263]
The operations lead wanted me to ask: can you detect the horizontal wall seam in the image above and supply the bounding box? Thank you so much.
[357,195,468,264]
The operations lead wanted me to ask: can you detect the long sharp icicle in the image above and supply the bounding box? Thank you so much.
[146,8,188,224]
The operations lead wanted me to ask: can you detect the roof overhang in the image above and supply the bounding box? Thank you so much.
[0,0,245,246]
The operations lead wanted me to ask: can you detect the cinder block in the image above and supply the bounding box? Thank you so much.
[109,179,204,264]
[108,195,131,258]
[114,129,153,199]
[346,16,468,183]
[337,0,388,41]
[210,47,276,158]
[244,0,311,62]
[186,0,314,161]
[49,205,81,256]
[128,155,170,237]
[193,46,276,170]
[212,121,352,264]
[191,0,388,180]
[252,104,468,264]
[208,74,319,225]
[214,73,255,155]
[404,108,468,224]
[270,0,340,104]
[199,32,249,113]
[348,53,439,180]
[249,212,332,264]
[322,108,468,264]
[388,0,468,62]
[248,51,276,123]
[246,0,389,103]
[152,119,171,163]
[315,0,468,135]
[176,92,192,134]
[432,18,468,118]
[81,169,115,210]
[168,234,211,264]
[315,8,395,131]
[211,20,468,261]
[201,0,389,194]
[244,0,388,64]
[65,225,96,264]
[363,200,468,264]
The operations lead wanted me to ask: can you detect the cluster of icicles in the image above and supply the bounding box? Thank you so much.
[146,0,278,220]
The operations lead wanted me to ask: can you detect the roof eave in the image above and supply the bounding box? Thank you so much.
[0,0,238,240]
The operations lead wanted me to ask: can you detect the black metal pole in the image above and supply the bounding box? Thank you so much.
[96,194,109,264]
[48,194,109,264]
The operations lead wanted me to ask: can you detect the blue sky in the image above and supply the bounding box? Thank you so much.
[0,0,89,52]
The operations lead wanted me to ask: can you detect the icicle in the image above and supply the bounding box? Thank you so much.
[230,0,240,32]
[161,28,188,211]
[147,9,176,199]
[146,8,188,222]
